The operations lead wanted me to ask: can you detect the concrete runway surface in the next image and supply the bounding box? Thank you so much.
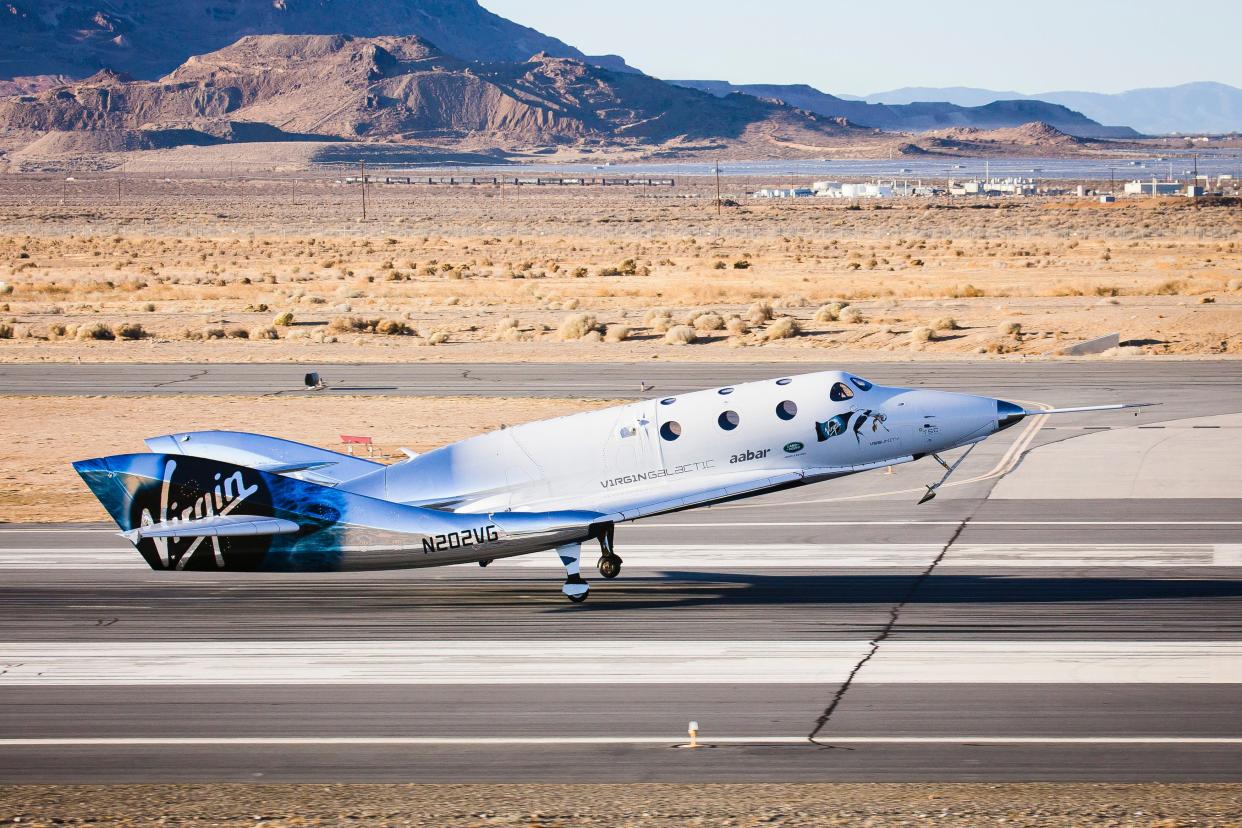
[0,360,1240,782]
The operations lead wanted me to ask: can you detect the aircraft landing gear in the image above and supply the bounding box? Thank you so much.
[595,522,623,579]
[598,555,622,579]
[555,541,590,603]
[918,443,977,504]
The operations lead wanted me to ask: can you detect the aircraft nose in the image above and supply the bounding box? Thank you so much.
[996,400,1027,431]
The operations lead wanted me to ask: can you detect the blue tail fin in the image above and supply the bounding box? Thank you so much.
[74,453,349,571]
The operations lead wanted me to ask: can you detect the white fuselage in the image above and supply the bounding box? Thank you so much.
[342,370,1002,516]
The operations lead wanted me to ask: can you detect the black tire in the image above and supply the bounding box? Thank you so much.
[598,555,622,579]
[567,590,589,603]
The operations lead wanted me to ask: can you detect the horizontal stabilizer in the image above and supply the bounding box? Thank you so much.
[121,515,300,544]
[252,460,337,475]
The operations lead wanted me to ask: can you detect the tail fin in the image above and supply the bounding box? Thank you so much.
[74,453,349,572]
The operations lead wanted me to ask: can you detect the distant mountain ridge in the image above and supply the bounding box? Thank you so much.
[0,0,637,80]
[0,34,867,150]
[855,82,1242,134]
[671,80,1138,139]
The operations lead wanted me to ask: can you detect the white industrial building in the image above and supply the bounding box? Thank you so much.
[948,178,1037,196]
[1123,180,1183,195]
[752,187,815,198]
[812,181,893,198]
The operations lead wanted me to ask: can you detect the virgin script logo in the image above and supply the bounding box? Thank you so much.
[139,459,259,569]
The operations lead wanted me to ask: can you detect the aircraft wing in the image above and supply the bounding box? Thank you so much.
[507,467,808,524]
[144,431,383,486]
[501,456,920,524]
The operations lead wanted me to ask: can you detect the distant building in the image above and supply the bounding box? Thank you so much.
[812,181,892,198]
[946,178,1035,197]
[1099,195,1116,203]
[1124,180,1182,195]
[752,187,813,198]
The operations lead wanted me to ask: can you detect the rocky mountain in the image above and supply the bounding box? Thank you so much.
[671,80,1139,139]
[0,0,635,81]
[919,122,1093,152]
[0,34,865,150]
[856,82,1242,135]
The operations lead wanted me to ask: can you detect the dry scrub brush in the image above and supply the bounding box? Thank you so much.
[664,325,698,345]
[759,317,801,342]
[557,313,601,341]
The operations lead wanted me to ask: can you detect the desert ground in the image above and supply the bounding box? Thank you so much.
[3,782,1239,827]
[0,172,1238,363]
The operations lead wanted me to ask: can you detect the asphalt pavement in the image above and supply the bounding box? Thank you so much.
[0,361,1240,782]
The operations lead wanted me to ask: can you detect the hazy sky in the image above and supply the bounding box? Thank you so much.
[482,0,1241,94]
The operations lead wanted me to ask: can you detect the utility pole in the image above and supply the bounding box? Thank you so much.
[360,159,368,222]
[715,158,722,216]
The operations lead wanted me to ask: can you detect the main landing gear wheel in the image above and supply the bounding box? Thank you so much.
[597,554,622,579]
[595,522,622,579]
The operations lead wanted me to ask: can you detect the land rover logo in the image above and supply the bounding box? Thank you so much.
[784,441,804,453]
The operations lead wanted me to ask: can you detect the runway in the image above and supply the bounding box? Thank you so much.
[1,361,1240,782]
[3,360,1241,405]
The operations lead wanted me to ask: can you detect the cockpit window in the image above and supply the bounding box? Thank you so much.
[830,382,854,402]
[850,376,874,391]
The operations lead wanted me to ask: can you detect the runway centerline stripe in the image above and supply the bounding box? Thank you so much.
[2,641,1239,685]
[2,737,1241,746]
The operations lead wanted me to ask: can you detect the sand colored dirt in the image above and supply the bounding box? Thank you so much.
[1,783,1239,827]
[0,177,1238,363]
[0,395,618,524]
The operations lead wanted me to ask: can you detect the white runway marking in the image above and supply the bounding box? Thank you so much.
[492,544,1240,568]
[2,736,1240,747]
[2,641,1238,685]
[4,544,1240,569]
[0,549,142,569]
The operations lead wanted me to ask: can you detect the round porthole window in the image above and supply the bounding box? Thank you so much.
[718,387,735,395]
[660,421,682,441]
[660,398,677,406]
[718,410,740,431]
[776,400,798,421]
[776,378,793,386]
